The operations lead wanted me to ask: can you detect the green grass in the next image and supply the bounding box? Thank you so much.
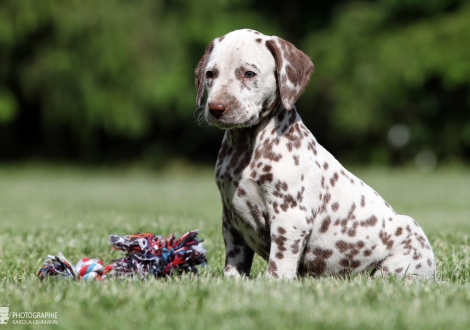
[1,164,470,329]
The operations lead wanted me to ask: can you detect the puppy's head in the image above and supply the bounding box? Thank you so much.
[195,29,313,129]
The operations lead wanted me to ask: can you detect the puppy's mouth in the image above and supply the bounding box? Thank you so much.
[206,110,259,129]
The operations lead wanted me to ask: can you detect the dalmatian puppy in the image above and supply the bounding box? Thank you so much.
[194,29,435,281]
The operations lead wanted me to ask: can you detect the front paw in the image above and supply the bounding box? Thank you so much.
[265,260,297,280]
[224,264,242,278]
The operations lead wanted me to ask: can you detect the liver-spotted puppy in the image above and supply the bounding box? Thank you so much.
[194,29,435,281]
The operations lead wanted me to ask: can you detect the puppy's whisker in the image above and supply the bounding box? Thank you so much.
[194,108,210,127]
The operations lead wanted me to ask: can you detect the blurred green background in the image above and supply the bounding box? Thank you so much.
[0,0,469,168]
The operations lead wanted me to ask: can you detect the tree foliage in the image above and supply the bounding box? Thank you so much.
[300,0,470,164]
[0,0,469,165]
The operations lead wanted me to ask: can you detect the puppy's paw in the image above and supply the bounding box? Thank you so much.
[224,264,242,278]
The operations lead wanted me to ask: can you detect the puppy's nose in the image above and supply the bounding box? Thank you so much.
[208,102,226,119]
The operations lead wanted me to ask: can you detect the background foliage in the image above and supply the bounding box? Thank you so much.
[0,0,469,166]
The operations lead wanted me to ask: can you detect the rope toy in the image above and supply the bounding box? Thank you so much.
[38,230,207,280]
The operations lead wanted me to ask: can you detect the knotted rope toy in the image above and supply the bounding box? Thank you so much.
[38,230,207,280]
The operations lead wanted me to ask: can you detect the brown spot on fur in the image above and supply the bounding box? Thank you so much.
[234,66,245,81]
[280,194,297,211]
[237,187,247,197]
[351,260,361,268]
[273,202,279,214]
[254,138,283,162]
[258,173,273,185]
[275,252,284,259]
[272,234,287,251]
[263,164,272,172]
[307,141,317,155]
[379,231,394,250]
[256,38,262,43]
[320,216,331,233]
[331,202,339,212]
[336,240,349,253]
[303,258,327,276]
[305,212,315,225]
[361,215,378,227]
[347,228,357,237]
[281,182,288,191]
[293,155,299,165]
[291,239,301,254]
[296,186,305,203]
[395,227,403,236]
[246,201,263,223]
[280,203,288,212]
[330,172,339,186]
[339,256,360,269]
[277,227,286,235]
[312,247,333,259]
[413,251,422,260]
[268,260,277,272]
[416,234,431,250]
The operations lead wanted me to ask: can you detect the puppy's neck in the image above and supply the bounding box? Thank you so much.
[226,103,289,144]
[225,127,253,148]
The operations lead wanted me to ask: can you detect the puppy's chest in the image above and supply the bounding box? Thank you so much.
[214,116,316,226]
[216,157,269,227]
[215,135,272,230]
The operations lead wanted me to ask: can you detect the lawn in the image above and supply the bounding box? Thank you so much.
[0,164,469,329]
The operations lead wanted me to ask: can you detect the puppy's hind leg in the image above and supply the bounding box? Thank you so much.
[372,216,435,282]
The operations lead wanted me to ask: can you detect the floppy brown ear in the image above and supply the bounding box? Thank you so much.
[265,37,314,110]
[194,41,214,108]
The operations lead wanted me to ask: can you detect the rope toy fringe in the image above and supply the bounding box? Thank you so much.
[38,230,207,281]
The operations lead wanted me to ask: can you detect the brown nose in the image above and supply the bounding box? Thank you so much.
[208,102,226,119]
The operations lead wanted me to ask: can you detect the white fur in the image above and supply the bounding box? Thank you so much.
[204,30,277,128]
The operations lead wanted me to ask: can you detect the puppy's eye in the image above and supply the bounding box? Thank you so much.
[206,71,214,79]
[245,71,256,79]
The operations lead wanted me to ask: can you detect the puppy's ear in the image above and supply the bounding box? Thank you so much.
[265,37,314,110]
[194,41,214,108]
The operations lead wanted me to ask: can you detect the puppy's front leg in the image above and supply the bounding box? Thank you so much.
[222,221,255,278]
[267,215,310,280]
